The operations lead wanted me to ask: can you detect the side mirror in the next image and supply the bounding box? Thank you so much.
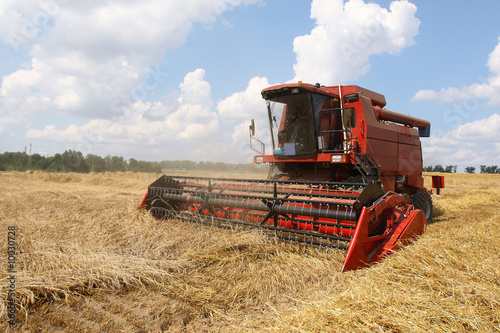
[343,93,359,104]
[249,119,255,136]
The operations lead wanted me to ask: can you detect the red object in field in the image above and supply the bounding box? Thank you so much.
[142,82,441,271]
[432,175,445,195]
[342,194,426,272]
[140,192,148,207]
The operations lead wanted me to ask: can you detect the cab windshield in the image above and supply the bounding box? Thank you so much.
[267,92,345,157]
[267,93,315,157]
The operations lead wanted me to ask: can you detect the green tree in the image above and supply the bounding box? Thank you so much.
[129,158,161,172]
[46,153,63,172]
[464,166,475,174]
[28,153,47,170]
[1,152,29,171]
[432,165,445,172]
[86,154,106,172]
[485,165,499,174]
[105,155,127,172]
[128,158,139,171]
[61,150,88,172]
[444,165,457,173]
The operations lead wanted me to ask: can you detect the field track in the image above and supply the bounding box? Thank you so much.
[1,171,499,332]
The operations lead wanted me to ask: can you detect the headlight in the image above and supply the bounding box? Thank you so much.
[331,155,343,163]
[255,156,264,164]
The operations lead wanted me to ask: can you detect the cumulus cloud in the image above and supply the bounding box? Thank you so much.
[413,38,500,170]
[76,71,270,161]
[216,76,271,159]
[26,69,220,158]
[413,37,500,106]
[422,113,500,168]
[293,0,420,84]
[1,0,425,163]
[0,0,261,119]
[217,76,269,122]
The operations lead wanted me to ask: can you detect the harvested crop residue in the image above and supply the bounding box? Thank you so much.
[0,171,499,332]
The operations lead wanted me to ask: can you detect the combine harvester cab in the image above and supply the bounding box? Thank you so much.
[141,82,443,272]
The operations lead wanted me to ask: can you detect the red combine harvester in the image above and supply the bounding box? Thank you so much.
[141,82,444,272]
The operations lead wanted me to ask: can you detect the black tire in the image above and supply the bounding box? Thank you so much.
[412,192,433,223]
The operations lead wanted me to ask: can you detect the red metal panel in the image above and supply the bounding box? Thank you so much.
[396,125,422,176]
[407,175,424,189]
[398,143,423,176]
[397,125,420,145]
[432,175,444,188]
[342,195,427,272]
[366,138,398,175]
[381,176,396,192]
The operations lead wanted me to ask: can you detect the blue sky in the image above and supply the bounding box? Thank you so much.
[1,0,499,171]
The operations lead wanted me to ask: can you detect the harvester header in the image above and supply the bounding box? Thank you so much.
[141,82,444,271]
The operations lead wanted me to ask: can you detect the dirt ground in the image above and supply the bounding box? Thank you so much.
[0,171,499,332]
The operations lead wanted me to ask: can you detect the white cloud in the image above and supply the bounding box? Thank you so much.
[412,84,495,103]
[1,0,261,53]
[217,76,269,122]
[292,0,420,84]
[0,115,24,134]
[176,69,213,122]
[452,113,500,141]
[2,0,426,163]
[0,63,41,97]
[24,69,272,162]
[26,69,220,157]
[413,37,500,106]
[216,76,272,159]
[423,113,500,168]
[0,0,261,120]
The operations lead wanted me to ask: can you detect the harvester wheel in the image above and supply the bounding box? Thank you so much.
[412,192,433,223]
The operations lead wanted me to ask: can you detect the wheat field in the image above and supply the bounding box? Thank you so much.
[0,171,499,332]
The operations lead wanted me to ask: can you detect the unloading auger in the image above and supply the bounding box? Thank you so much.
[141,83,444,271]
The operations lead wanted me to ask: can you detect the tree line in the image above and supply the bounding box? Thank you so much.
[478,165,500,174]
[0,150,267,174]
[3,150,497,174]
[424,165,500,174]
[423,165,458,173]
